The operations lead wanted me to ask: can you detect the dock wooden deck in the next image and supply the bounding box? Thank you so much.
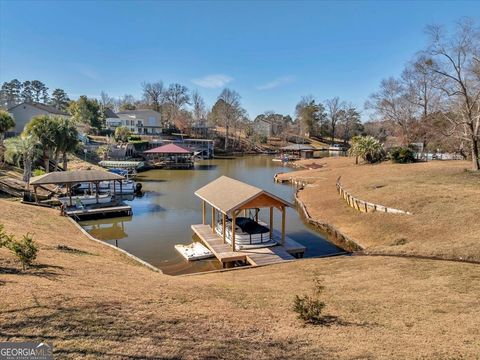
[65,205,132,220]
[191,224,305,268]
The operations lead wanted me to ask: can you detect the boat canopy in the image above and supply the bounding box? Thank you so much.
[194,176,292,215]
[29,170,124,185]
[99,160,144,169]
[144,143,193,154]
[194,176,292,249]
[280,144,315,151]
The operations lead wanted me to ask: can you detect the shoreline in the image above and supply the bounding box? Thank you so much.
[275,172,364,253]
[275,157,480,264]
[67,217,163,274]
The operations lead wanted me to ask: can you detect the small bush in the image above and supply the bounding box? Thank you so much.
[128,135,142,141]
[6,234,38,270]
[389,146,416,164]
[0,224,9,247]
[293,277,326,324]
[1,224,38,270]
[32,168,45,177]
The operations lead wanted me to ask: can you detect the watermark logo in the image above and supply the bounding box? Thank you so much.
[0,342,53,360]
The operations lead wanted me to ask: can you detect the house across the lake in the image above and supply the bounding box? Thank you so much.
[113,109,163,135]
[7,102,70,135]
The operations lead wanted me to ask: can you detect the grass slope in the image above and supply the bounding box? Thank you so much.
[278,157,480,261]
[1,199,479,359]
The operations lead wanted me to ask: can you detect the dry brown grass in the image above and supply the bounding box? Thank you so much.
[67,154,103,171]
[1,199,480,359]
[278,157,480,262]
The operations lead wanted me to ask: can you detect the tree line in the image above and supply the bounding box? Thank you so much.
[294,96,363,143]
[0,79,70,111]
[365,18,480,171]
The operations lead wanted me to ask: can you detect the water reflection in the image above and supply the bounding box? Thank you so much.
[79,155,342,275]
[83,217,131,241]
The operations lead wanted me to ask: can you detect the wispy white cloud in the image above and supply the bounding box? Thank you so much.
[71,63,100,81]
[256,76,295,90]
[192,74,233,88]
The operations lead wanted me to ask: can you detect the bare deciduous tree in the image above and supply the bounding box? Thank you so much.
[325,97,346,141]
[365,77,416,144]
[191,90,206,125]
[163,83,190,127]
[423,18,480,170]
[211,88,246,151]
[142,81,164,112]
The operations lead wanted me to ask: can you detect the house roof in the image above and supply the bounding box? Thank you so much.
[29,170,124,185]
[281,144,315,151]
[103,108,118,118]
[144,143,193,154]
[116,109,161,118]
[194,176,292,214]
[8,102,69,116]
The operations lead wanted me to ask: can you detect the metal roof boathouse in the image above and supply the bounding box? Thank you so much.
[29,170,132,219]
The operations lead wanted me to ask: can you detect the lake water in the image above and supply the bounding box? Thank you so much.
[79,155,342,275]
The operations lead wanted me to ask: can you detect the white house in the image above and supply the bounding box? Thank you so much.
[113,109,163,135]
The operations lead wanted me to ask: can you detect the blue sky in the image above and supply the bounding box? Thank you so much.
[1,0,479,118]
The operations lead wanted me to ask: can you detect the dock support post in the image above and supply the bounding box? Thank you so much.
[281,206,286,246]
[202,201,206,224]
[269,207,273,240]
[232,211,236,251]
[95,182,99,204]
[211,206,215,233]
[68,184,72,207]
[222,213,226,244]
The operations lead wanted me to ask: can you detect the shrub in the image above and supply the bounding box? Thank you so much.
[389,146,416,163]
[0,224,38,270]
[0,224,9,247]
[293,277,326,324]
[6,234,38,270]
[114,126,132,142]
[128,135,142,141]
[32,168,45,177]
[128,140,149,151]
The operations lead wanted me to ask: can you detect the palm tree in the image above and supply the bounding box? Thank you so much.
[0,110,15,164]
[55,118,79,171]
[4,136,41,182]
[23,115,58,173]
[349,136,385,164]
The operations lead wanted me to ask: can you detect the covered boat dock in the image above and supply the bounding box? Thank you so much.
[192,176,305,268]
[144,143,194,169]
[29,170,132,219]
[280,144,315,159]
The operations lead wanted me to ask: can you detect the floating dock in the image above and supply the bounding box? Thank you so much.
[191,224,305,268]
[65,204,132,220]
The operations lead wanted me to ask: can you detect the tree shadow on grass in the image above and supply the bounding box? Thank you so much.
[0,299,329,359]
[303,314,377,328]
[0,263,64,281]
